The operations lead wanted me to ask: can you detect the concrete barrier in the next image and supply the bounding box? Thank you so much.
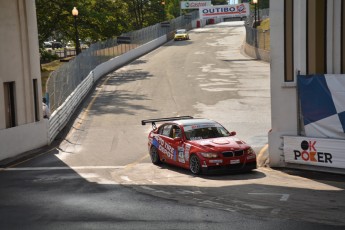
[49,35,168,144]
[243,42,270,62]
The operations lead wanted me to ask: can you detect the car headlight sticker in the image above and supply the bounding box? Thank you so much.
[200,152,218,158]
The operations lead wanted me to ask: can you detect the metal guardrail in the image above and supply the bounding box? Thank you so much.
[46,11,199,112]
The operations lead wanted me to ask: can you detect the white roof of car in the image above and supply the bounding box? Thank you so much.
[174,118,217,126]
[176,29,187,33]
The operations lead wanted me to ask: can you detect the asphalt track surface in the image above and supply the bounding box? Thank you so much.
[1,22,344,229]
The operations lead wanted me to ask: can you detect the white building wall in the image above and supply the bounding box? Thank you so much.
[269,0,345,172]
[0,0,48,161]
[330,0,342,74]
[268,0,293,167]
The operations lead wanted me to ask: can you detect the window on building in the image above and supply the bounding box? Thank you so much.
[307,0,327,74]
[284,0,294,81]
[341,1,345,74]
[3,82,17,128]
[33,79,39,121]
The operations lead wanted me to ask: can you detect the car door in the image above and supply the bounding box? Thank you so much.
[156,124,183,166]
[155,124,175,164]
[165,125,187,167]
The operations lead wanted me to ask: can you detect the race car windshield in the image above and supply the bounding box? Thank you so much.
[185,127,230,140]
[176,30,186,34]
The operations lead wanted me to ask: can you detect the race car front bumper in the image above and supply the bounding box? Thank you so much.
[201,161,257,174]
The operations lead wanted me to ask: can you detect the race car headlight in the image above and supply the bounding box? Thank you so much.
[200,152,218,158]
[246,147,255,155]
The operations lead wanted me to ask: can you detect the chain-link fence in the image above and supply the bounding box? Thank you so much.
[46,11,199,112]
[244,8,270,51]
[245,26,270,51]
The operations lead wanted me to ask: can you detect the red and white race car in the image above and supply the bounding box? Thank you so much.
[142,116,257,175]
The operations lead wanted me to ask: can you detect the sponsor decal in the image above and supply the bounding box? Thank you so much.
[236,4,245,13]
[209,159,223,164]
[199,3,249,19]
[184,144,191,161]
[155,136,176,160]
[181,1,211,9]
[283,136,345,169]
[190,137,203,140]
[184,123,220,131]
[293,140,333,164]
[178,146,185,163]
[230,159,240,164]
[201,5,245,15]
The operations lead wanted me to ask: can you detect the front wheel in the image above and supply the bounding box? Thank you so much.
[189,155,201,175]
[150,146,161,165]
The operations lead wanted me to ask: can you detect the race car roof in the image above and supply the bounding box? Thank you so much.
[175,118,217,126]
[176,29,187,33]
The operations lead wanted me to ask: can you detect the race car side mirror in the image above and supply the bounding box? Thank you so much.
[230,131,236,136]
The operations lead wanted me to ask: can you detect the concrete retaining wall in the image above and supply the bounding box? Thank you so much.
[0,35,168,163]
[243,42,270,63]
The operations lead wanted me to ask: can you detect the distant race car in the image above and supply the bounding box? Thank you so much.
[141,116,257,175]
[174,29,190,41]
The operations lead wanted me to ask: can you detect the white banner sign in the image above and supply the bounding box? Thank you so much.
[283,136,345,169]
[199,3,249,19]
[181,1,212,9]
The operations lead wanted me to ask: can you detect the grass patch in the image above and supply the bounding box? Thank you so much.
[257,18,270,31]
[257,18,270,51]
[41,60,64,94]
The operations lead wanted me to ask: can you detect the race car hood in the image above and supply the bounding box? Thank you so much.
[189,137,249,151]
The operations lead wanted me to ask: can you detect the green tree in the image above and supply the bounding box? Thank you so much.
[82,0,129,41]
[36,0,130,46]
[36,0,77,46]
[125,0,167,29]
[165,0,181,19]
[258,0,269,9]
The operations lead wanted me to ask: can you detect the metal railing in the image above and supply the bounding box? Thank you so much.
[46,11,199,112]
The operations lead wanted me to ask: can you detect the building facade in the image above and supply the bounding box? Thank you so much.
[0,0,47,161]
[269,0,345,173]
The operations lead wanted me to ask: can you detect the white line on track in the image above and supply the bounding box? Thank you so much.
[1,166,125,171]
[248,193,290,201]
[121,176,132,182]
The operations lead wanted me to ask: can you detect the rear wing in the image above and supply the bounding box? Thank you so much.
[141,116,193,129]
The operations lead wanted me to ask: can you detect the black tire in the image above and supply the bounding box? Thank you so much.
[189,155,202,175]
[150,146,161,165]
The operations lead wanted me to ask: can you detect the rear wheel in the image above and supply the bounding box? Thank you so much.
[189,155,201,175]
[150,146,161,165]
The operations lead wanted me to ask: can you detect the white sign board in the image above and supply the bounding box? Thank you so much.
[283,136,345,169]
[199,3,249,19]
[181,1,212,9]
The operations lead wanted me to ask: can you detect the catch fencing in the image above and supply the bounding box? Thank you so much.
[245,26,270,51]
[46,11,199,112]
[245,8,270,51]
